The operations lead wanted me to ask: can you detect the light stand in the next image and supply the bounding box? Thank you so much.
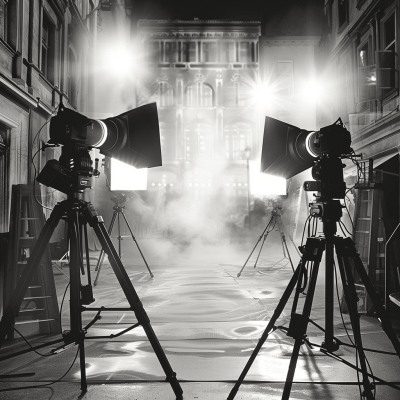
[245,146,251,229]
[237,201,299,277]
[228,155,400,400]
[0,145,183,399]
[94,192,153,286]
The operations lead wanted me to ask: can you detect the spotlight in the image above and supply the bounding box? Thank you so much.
[105,157,148,191]
[37,102,161,194]
[49,102,161,168]
[260,116,352,179]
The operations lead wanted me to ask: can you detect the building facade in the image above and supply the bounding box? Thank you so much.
[317,0,400,306]
[0,0,101,234]
[135,19,261,204]
[0,0,107,315]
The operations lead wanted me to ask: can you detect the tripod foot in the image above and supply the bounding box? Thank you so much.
[150,273,154,279]
[227,384,239,400]
[237,273,241,277]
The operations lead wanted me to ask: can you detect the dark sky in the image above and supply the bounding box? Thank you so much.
[133,0,325,35]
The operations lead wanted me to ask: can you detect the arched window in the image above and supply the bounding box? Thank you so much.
[223,82,252,107]
[224,122,252,160]
[184,123,213,161]
[186,83,214,107]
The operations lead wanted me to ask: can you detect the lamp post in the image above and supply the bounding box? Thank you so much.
[244,146,251,229]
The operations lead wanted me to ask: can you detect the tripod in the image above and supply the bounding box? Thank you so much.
[0,193,183,398]
[228,199,400,400]
[237,204,299,277]
[94,194,153,286]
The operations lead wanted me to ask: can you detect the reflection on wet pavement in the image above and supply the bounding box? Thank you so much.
[1,241,399,392]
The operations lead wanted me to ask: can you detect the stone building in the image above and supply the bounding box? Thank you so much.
[0,0,99,234]
[316,0,400,306]
[0,0,105,315]
[135,19,261,205]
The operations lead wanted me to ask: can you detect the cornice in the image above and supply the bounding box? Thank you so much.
[0,73,38,109]
[261,36,321,47]
[138,19,261,26]
[140,31,260,39]
[49,0,68,20]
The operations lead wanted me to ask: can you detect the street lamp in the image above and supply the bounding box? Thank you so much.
[244,146,251,229]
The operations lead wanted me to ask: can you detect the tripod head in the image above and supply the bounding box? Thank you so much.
[110,192,131,207]
[302,120,361,235]
[270,198,283,217]
[37,142,100,195]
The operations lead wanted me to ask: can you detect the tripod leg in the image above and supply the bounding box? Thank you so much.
[323,240,336,352]
[237,219,273,277]
[282,253,322,400]
[121,209,154,278]
[253,232,269,268]
[227,261,303,400]
[94,211,117,286]
[280,219,302,258]
[342,237,400,358]
[68,206,87,392]
[84,203,183,399]
[117,212,122,258]
[0,201,66,346]
[335,242,374,400]
[281,233,295,272]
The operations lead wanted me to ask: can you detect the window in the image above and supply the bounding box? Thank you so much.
[41,14,49,76]
[383,12,395,52]
[0,122,10,233]
[338,0,349,31]
[67,47,78,108]
[186,83,214,107]
[357,37,377,104]
[239,42,251,63]
[224,82,252,107]
[221,42,235,62]
[183,42,196,62]
[165,42,177,63]
[275,61,294,96]
[378,11,397,97]
[184,123,213,161]
[0,0,8,41]
[41,12,55,82]
[203,42,217,62]
[224,122,252,160]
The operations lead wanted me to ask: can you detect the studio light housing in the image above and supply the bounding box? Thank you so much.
[260,117,352,179]
[49,102,162,168]
[37,103,161,194]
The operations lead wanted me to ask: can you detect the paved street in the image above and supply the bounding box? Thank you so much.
[1,232,400,399]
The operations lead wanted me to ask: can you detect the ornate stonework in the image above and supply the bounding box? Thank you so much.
[262,36,321,47]
[139,32,260,39]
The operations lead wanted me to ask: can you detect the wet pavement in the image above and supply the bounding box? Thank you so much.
[1,235,400,399]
